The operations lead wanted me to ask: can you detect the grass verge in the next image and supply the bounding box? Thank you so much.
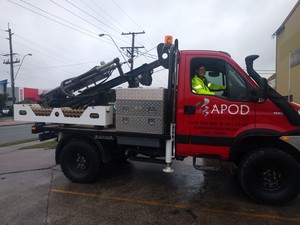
[19,140,57,150]
[0,138,39,148]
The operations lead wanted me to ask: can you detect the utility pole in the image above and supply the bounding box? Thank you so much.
[121,31,145,87]
[3,24,19,104]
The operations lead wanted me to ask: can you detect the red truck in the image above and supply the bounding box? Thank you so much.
[14,38,300,204]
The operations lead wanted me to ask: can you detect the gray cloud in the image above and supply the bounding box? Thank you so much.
[0,0,297,89]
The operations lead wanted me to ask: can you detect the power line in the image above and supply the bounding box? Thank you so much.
[14,35,87,71]
[14,28,106,72]
[65,0,123,35]
[7,0,100,40]
[12,39,88,76]
[21,60,100,70]
[135,46,158,59]
[111,0,144,31]
[9,0,126,51]
[19,0,101,37]
[88,0,130,33]
[63,0,131,46]
[80,0,135,46]
[110,0,154,47]
[8,0,151,57]
[121,31,145,87]
[121,31,145,69]
[49,0,126,44]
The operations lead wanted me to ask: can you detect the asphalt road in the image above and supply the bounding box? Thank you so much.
[1,118,300,224]
[0,142,299,225]
[0,123,37,145]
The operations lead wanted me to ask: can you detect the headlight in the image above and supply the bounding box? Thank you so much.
[298,109,300,115]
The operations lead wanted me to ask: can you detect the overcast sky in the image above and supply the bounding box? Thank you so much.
[0,0,298,90]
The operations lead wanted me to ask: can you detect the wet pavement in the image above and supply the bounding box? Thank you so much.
[0,140,299,225]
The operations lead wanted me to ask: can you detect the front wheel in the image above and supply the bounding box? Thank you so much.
[60,139,103,183]
[238,147,300,204]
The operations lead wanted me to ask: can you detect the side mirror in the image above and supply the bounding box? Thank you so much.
[258,77,268,103]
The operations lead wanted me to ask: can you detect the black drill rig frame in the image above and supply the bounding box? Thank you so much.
[38,43,173,109]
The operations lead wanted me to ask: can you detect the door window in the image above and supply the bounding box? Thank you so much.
[225,63,247,101]
[190,58,247,101]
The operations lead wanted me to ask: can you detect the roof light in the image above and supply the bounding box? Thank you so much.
[164,35,173,45]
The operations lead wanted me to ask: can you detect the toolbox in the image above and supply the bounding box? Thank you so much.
[115,88,167,134]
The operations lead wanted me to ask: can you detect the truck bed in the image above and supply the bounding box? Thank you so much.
[32,123,171,141]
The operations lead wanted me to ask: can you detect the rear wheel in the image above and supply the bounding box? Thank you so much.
[60,139,103,183]
[239,147,300,204]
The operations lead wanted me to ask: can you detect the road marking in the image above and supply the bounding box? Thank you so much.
[51,189,300,222]
[194,207,300,222]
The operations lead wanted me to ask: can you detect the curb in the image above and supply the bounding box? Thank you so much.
[0,117,33,127]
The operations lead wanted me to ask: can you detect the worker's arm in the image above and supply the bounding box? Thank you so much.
[207,82,226,91]
[192,86,215,95]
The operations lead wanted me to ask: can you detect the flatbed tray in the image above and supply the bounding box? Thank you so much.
[14,104,113,126]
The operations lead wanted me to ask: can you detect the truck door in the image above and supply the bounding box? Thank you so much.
[176,55,256,159]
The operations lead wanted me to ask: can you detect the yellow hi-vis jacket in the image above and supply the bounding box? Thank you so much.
[191,75,226,95]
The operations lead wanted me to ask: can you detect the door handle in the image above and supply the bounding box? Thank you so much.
[184,105,196,115]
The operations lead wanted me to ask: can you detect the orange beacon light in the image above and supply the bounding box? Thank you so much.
[164,36,173,45]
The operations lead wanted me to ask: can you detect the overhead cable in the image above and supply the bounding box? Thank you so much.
[7,0,100,40]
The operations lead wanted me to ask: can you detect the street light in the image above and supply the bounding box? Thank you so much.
[99,34,130,69]
[15,53,32,80]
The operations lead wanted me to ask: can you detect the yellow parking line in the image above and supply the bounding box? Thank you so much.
[195,207,300,222]
[51,189,187,209]
[51,189,300,222]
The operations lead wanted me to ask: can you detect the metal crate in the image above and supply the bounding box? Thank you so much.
[116,115,164,134]
[115,88,167,134]
[115,99,165,117]
[116,88,167,100]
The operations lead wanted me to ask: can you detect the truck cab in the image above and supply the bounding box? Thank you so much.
[174,49,300,204]
[176,50,257,159]
[175,49,300,158]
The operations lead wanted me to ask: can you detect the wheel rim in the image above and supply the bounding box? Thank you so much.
[259,164,283,190]
[72,153,88,171]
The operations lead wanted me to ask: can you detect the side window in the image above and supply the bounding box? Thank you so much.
[190,58,247,101]
[190,58,226,96]
[206,71,225,96]
[225,63,247,101]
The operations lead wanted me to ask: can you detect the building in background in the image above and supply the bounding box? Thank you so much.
[0,80,8,93]
[273,0,300,103]
[267,74,276,89]
[6,87,48,106]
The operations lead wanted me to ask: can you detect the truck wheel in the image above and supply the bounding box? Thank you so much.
[60,139,103,183]
[239,147,300,204]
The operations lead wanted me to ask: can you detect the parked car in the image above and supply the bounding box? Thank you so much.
[0,107,10,117]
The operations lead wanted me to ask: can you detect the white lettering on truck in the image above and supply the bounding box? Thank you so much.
[211,104,250,115]
[196,98,250,117]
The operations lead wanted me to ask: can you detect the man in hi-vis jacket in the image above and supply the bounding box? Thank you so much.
[191,66,226,95]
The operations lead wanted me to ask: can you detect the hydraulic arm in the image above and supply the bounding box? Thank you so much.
[39,43,171,108]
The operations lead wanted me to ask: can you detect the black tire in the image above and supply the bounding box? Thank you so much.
[238,147,300,204]
[60,139,103,183]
